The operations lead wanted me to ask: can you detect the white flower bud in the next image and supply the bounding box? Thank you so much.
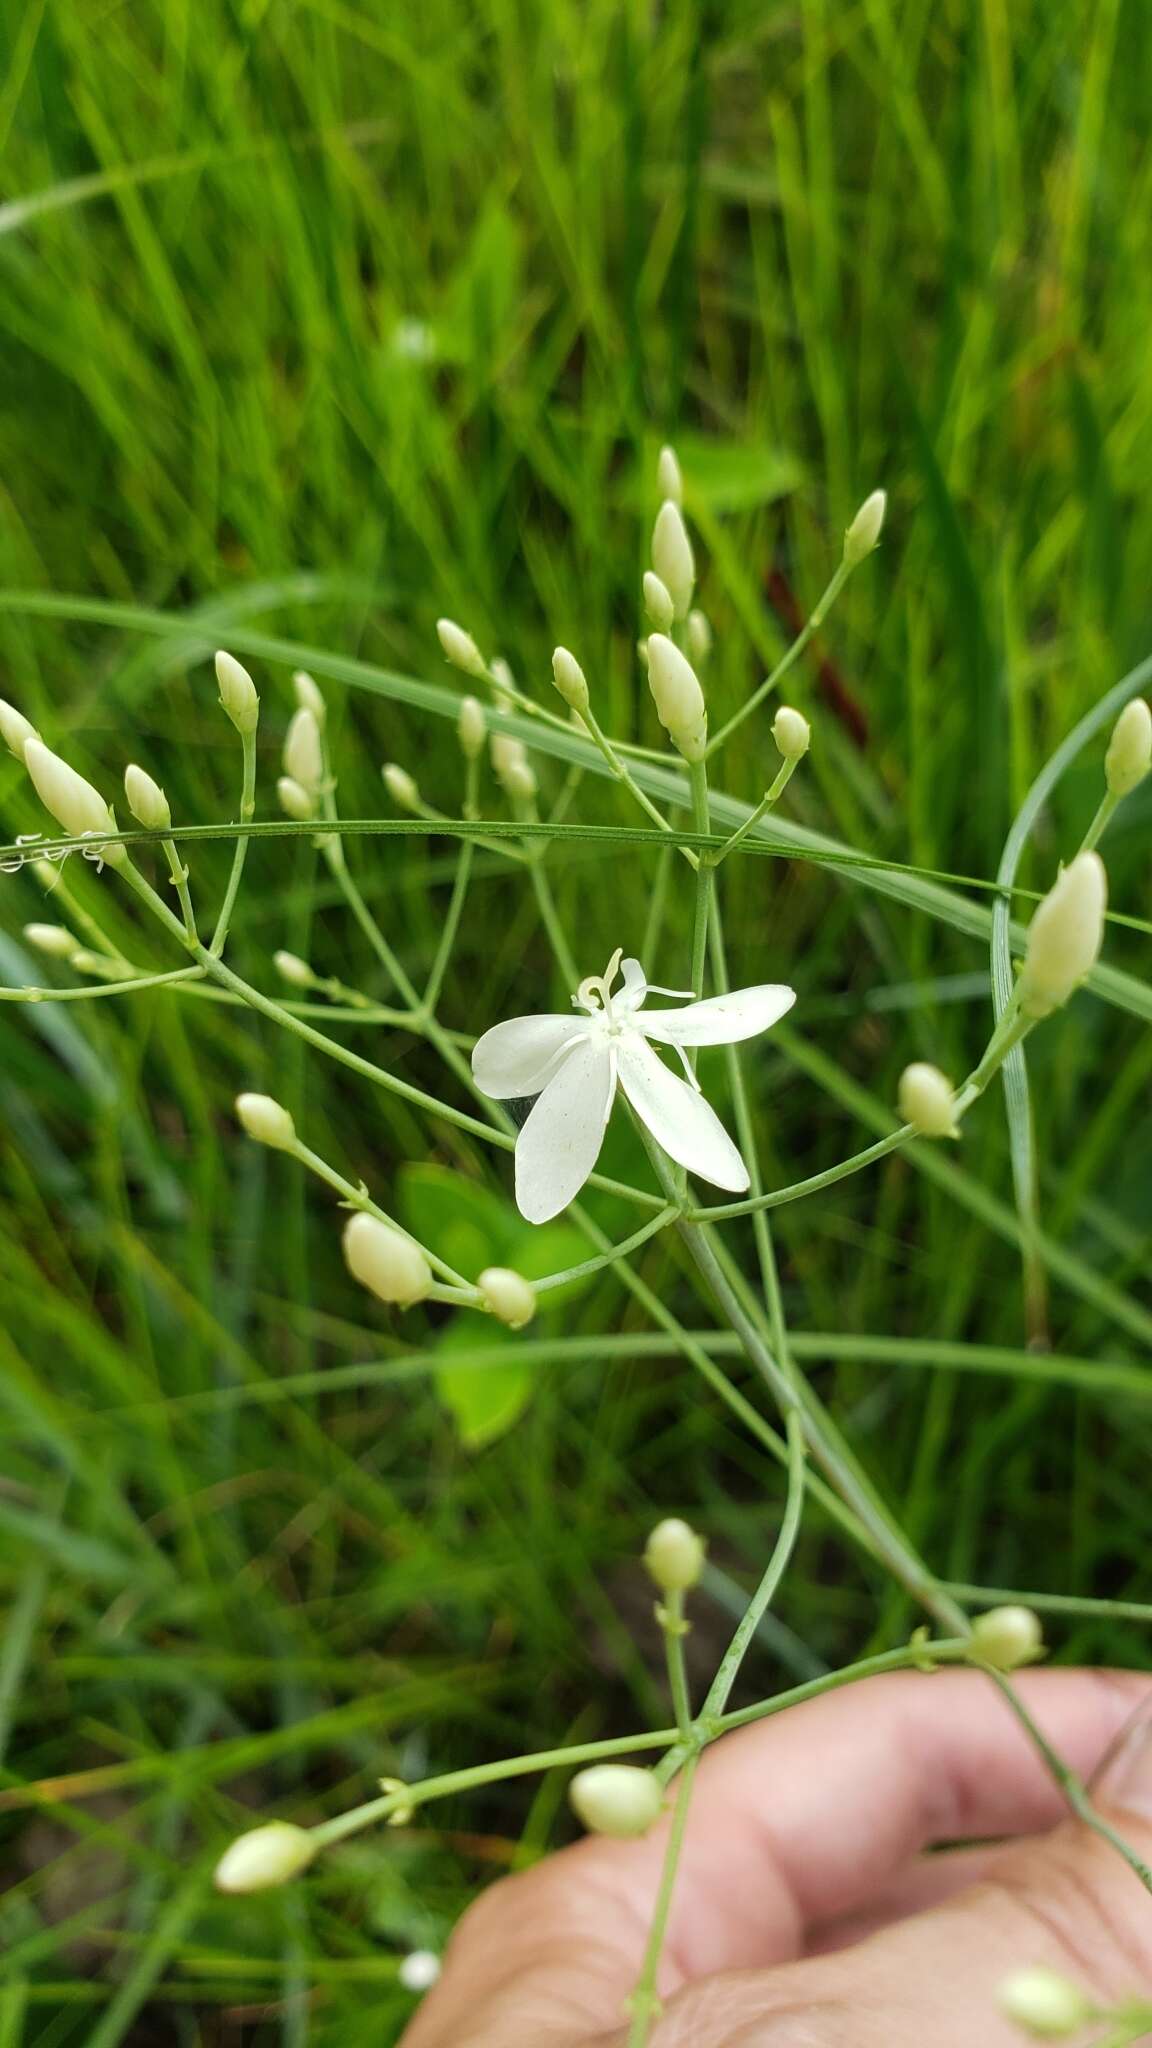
[215,650,260,735]
[999,1968,1090,2038]
[383,762,421,812]
[235,1092,297,1150]
[491,732,536,799]
[1104,697,1152,797]
[646,635,707,761]
[644,1517,706,1592]
[488,657,517,710]
[969,1606,1044,1672]
[1018,852,1107,1019]
[70,948,116,977]
[436,618,487,679]
[214,1820,315,1894]
[643,573,675,634]
[502,759,537,802]
[292,670,326,723]
[23,922,78,960]
[897,1062,958,1139]
[0,697,39,760]
[399,1951,441,1993]
[772,706,811,761]
[656,443,683,505]
[651,500,695,619]
[273,950,314,989]
[343,1213,432,1309]
[124,763,171,831]
[479,1266,537,1329]
[843,488,887,566]
[551,647,589,715]
[686,609,712,667]
[569,1765,663,1839]
[458,695,486,759]
[24,739,123,860]
[283,707,323,793]
[278,775,315,821]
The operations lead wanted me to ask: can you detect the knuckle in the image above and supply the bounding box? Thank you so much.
[977,1825,1152,1999]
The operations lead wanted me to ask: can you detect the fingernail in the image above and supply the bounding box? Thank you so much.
[1089,1697,1152,1819]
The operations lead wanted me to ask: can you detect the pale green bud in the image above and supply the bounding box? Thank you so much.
[656,443,683,505]
[646,634,707,761]
[686,608,712,667]
[292,670,326,723]
[214,1820,315,1894]
[651,501,695,619]
[277,775,315,822]
[283,706,323,792]
[458,694,486,759]
[491,732,536,799]
[969,1606,1044,1672]
[383,762,421,812]
[488,657,517,710]
[24,739,123,861]
[343,1213,432,1309]
[215,650,260,735]
[1018,852,1107,1019]
[643,573,675,634]
[124,763,171,832]
[644,1517,706,1592]
[398,1951,441,1992]
[70,948,117,978]
[998,1968,1090,2038]
[235,1092,297,1151]
[436,618,487,680]
[0,697,39,760]
[273,950,314,989]
[23,922,78,960]
[636,638,650,674]
[843,488,887,567]
[551,647,589,715]
[1104,697,1152,798]
[569,1765,663,1839]
[897,1062,958,1139]
[478,1266,537,1329]
[772,706,811,761]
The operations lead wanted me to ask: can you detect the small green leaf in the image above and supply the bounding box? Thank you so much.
[433,1319,533,1451]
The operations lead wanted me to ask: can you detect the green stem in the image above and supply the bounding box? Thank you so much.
[710,759,798,866]
[1080,789,1119,854]
[659,1589,694,1742]
[532,1208,677,1294]
[161,837,198,942]
[289,1140,475,1291]
[626,1756,699,2048]
[688,1129,911,1220]
[581,704,687,854]
[701,1408,806,1722]
[209,727,256,956]
[705,559,851,757]
[687,760,712,1022]
[1,965,205,1003]
[421,760,478,1016]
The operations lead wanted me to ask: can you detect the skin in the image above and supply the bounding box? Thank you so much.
[400,1668,1152,2046]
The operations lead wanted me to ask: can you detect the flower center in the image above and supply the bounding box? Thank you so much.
[575,946,625,1024]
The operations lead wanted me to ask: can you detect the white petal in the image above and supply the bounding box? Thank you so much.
[640,984,795,1049]
[471,1015,589,1098]
[514,1036,616,1223]
[617,1036,749,1192]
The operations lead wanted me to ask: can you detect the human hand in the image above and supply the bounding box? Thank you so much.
[400,1668,1152,2045]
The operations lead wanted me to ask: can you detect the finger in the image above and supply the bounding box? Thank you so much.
[805,1844,1000,1955]
[399,1667,1149,2047]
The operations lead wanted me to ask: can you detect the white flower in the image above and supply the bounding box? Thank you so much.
[471,948,795,1223]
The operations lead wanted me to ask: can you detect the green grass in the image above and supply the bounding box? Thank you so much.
[2,2,1152,2040]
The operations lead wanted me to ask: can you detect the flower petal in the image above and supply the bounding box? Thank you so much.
[616,1036,749,1192]
[471,1015,590,1098]
[514,1035,616,1223]
[640,984,795,1049]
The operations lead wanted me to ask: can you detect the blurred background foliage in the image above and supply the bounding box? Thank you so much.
[1,0,1151,2039]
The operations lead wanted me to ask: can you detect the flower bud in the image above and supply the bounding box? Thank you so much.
[772,706,811,761]
[491,732,536,799]
[969,1605,1044,1672]
[399,1951,441,1993]
[283,707,323,793]
[998,1968,1090,2038]
[569,1765,663,1839]
[656,443,683,505]
[551,647,589,715]
[0,697,39,760]
[458,694,486,759]
[643,573,675,634]
[343,1213,432,1309]
[1018,852,1107,1019]
[651,501,695,619]
[897,1062,958,1139]
[236,1092,297,1150]
[636,638,650,674]
[277,775,315,821]
[383,762,421,812]
[23,922,78,960]
[273,950,314,989]
[215,650,260,735]
[124,763,171,831]
[1104,696,1152,798]
[436,618,487,679]
[32,858,61,891]
[70,948,117,977]
[843,488,887,567]
[644,1517,706,1592]
[488,656,517,710]
[24,739,122,859]
[479,1266,537,1329]
[646,635,707,761]
[293,670,326,723]
[502,759,537,802]
[686,609,712,667]
[214,1820,316,1894]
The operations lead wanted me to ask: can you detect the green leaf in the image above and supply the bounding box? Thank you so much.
[398,1162,520,1277]
[433,1318,534,1451]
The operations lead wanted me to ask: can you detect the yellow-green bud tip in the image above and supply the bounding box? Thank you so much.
[436,618,487,679]
[235,1093,297,1151]
[646,635,707,762]
[343,1213,432,1309]
[656,444,683,505]
[551,647,589,714]
[998,1967,1090,2038]
[1019,852,1107,1019]
[969,1605,1044,1672]
[0,696,40,760]
[843,488,887,566]
[1105,697,1152,798]
[651,501,695,619]
[771,706,811,761]
[897,1062,958,1139]
[569,1765,664,1839]
[215,651,260,735]
[644,1517,706,1592]
[124,763,171,832]
[457,695,486,759]
[478,1266,536,1329]
[382,762,421,812]
[214,1820,315,1894]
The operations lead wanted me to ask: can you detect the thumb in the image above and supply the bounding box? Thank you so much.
[635,1700,1152,2046]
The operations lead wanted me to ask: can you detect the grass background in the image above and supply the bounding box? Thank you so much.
[1,0,1151,2039]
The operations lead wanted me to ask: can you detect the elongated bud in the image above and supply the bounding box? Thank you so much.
[458,695,486,759]
[651,501,695,618]
[843,488,887,567]
[569,1765,663,1839]
[273,950,314,989]
[1018,852,1107,1018]
[24,739,123,860]
[503,759,536,801]
[343,1213,432,1309]
[551,647,589,715]
[491,732,537,799]
[214,1820,315,1894]
[293,670,326,723]
[686,608,712,667]
[236,1092,297,1150]
[32,858,61,891]
[968,1605,1044,1672]
[772,706,811,761]
[283,707,323,792]
[278,775,315,821]
[0,697,39,760]
[71,948,119,978]
[643,573,675,634]
[479,1266,537,1329]
[124,763,171,831]
[998,1969,1090,2039]
[656,443,683,505]
[646,635,707,761]
[897,1062,958,1139]
[383,762,421,812]
[488,657,517,711]
[215,650,260,735]
[644,1517,706,1592]
[436,618,487,680]
[24,922,78,960]
[1105,697,1152,797]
